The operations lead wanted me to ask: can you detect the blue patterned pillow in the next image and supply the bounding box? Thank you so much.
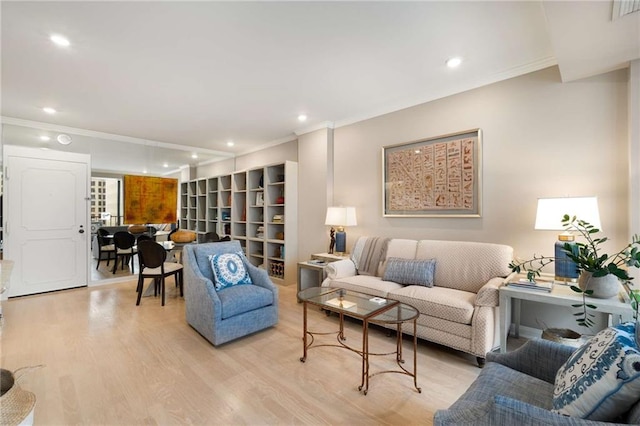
[209,252,253,291]
[552,322,640,421]
[382,257,436,286]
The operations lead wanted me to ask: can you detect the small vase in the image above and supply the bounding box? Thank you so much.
[578,272,621,299]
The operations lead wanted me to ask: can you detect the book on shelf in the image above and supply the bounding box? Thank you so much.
[506,279,553,292]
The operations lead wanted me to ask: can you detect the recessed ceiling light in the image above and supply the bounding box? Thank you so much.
[298,114,307,122]
[227,141,234,147]
[143,169,148,174]
[39,136,50,141]
[446,57,462,68]
[43,107,57,114]
[56,134,72,145]
[50,34,70,47]
[191,153,198,159]
[163,163,169,168]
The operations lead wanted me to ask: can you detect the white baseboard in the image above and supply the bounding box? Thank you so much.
[509,323,543,340]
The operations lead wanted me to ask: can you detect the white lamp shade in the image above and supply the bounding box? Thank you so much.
[534,197,601,230]
[325,206,357,227]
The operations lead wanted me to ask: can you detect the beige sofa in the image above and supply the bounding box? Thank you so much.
[322,237,514,366]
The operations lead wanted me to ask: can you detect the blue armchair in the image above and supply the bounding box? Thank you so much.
[434,339,640,425]
[183,241,278,346]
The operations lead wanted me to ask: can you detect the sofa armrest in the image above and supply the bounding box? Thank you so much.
[475,277,505,307]
[486,339,576,384]
[325,259,357,280]
[434,395,625,426]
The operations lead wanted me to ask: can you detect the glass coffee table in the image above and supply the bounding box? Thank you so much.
[298,287,421,395]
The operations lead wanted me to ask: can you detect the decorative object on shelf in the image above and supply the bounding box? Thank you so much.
[256,191,264,206]
[325,206,357,255]
[272,214,283,223]
[275,231,284,240]
[256,226,264,238]
[534,196,602,283]
[382,129,481,217]
[510,214,640,328]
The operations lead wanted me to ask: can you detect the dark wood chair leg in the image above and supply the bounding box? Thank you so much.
[136,277,144,306]
[477,357,486,368]
[161,277,166,306]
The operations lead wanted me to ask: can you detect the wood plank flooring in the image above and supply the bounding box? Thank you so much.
[1,281,484,425]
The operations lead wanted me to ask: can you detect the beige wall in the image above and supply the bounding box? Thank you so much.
[331,66,629,263]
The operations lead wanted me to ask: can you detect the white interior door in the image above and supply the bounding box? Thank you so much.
[3,145,90,297]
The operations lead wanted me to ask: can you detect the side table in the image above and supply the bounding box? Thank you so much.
[296,253,351,302]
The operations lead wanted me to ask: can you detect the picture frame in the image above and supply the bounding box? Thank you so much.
[382,129,482,217]
[256,191,264,206]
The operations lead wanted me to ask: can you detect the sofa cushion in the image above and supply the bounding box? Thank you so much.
[217,284,274,320]
[326,275,404,298]
[209,252,253,291]
[552,322,640,421]
[378,239,419,276]
[388,285,476,325]
[415,240,513,293]
[382,257,436,286]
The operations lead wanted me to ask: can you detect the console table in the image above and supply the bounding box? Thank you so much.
[499,282,633,353]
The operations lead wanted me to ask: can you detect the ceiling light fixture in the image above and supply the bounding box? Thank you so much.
[56,134,72,145]
[50,34,70,47]
[43,107,57,114]
[298,114,308,122]
[163,163,169,168]
[39,136,50,141]
[227,141,234,147]
[191,153,198,159]
[446,57,462,68]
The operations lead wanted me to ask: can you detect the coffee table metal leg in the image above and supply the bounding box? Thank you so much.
[300,301,308,362]
[413,318,421,393]
[359,319,370,394]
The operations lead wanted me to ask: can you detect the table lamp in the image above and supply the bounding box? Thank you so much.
[534,196,601,283]
[325,207,357,255]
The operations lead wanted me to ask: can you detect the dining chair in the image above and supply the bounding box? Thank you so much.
[112,231,138,274]
[95,228,115,270]
[203,231,220,242]
[136,234,153,244]
[136,240,184,306]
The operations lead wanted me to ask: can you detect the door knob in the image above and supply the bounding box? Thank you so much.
[79,225,85,234]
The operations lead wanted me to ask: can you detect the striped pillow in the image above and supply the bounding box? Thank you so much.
[382,257,436,286]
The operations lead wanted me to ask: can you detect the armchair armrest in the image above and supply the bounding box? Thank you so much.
[435,396,626,426]
[183,246,222,321]
[486,339,576,384]
[246,263,279,297]
[325,259,357,280]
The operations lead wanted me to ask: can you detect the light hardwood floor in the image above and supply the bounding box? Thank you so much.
[1,281,485,425]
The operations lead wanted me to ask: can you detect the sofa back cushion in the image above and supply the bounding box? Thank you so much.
[415,240,513,293]
[379,239,418,276]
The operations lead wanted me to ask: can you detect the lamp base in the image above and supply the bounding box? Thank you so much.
[554,239,579,283]
[335,230,346,254]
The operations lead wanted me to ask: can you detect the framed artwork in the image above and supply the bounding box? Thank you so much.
[256,191,264,206]
[123,175,178,224]
[382,129,482,217]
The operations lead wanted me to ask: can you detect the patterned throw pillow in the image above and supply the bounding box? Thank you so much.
[208,252,253,291]
[382,257,436,286]
[552,322,640,421]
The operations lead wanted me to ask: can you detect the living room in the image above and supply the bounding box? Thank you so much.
[1,1,640,424]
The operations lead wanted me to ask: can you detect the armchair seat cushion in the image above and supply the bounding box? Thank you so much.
[389,286,476,325]
[217,284,275,320]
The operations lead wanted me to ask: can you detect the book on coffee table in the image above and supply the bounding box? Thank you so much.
[325,298,357,309]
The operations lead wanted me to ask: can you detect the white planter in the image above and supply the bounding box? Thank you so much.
[578,272,621,299]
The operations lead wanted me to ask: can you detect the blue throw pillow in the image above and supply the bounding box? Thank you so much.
[382,257,436,286]
[552,322,640,421]
[209,252,253,291]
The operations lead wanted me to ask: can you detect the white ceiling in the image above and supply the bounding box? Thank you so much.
[1,1,638,175]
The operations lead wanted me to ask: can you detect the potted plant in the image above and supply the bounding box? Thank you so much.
[509,215,640,328]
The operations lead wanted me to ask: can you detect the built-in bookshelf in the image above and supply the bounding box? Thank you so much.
[179,161,297,286]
